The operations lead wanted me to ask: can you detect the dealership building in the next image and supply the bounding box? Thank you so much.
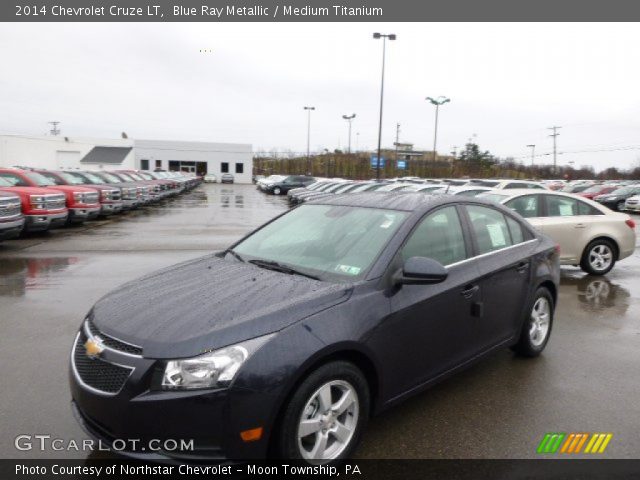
[0,134,253,183]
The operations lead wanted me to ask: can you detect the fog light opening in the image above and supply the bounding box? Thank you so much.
[240,427,263,442]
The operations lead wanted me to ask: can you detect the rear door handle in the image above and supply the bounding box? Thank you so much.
[461,284,479,299]
[575,223,586,229]
[516,262,529,273]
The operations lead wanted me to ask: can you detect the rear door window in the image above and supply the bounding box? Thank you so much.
[504,195,541,218]
[466,205,514,254]
[544,195,578,217]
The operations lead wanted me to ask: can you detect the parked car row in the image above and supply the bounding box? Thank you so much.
[285,178,637,276]
[203,173,235,184]
[0,167,201,240]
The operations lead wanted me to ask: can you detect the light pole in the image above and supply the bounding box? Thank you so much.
[304,106,315,174]
[373,32,396,181]
[426,96,450,162]
[342,114,356,153]
[526,144,536,166]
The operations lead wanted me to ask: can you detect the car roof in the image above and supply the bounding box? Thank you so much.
[307,191,503,213]
[479,188,612,211]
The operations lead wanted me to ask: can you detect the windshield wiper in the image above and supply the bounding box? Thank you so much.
[248,259,320,280]
[223,249,245,263]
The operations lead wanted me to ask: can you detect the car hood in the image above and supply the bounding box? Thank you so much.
[90,254,353,359]
[0,186,64,195]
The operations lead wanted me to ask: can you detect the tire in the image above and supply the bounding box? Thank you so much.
[273,187,282,195]
[512,287,554,357]
[616,201,625,211]
[580,239,616,275]
[276,361,369,464]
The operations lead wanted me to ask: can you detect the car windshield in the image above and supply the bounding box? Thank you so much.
[99,172,123,183]
[38,172,66,186]
[58,172,88,185]
[478,192,511,203]
[231,204,408,282]
[80,172,106,184]
[611,187,639,195]
[24,171,56,186]
[582,185,605,193]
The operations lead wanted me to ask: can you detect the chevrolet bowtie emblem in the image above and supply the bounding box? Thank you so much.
[84,337,104,359]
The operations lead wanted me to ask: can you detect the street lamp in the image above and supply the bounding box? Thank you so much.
[342,114,356,153]
[526,144,536,166]
[426,96,450,162]
[373,32,396,181]
[304,106,315,174]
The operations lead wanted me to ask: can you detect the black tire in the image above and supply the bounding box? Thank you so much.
[275,361,369,464]
[616,201,625,211]
[580,239,616,275]
[512,287,554,357]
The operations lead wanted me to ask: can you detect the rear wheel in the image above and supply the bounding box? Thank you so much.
[580,239,616,275]
[276,361,369,464]
[512,287,554,357]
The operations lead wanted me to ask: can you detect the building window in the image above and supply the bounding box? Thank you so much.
[155,159,162,169]
[140,159,149,170]
[221,162,229,173]
[235,163,244,174]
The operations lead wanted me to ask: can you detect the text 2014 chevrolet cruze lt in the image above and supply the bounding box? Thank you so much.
[70,193,560,464]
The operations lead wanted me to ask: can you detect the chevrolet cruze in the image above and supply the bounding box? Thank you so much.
[70,193,560,464]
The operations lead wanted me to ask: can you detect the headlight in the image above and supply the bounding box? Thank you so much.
[161,334,274,390]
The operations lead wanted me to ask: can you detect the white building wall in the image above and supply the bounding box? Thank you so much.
[0,135,135,170]
[134,139,253,184]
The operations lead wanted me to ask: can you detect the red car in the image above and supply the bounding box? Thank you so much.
[577,184,619,200]
[0,168,98,225]
[0,173,68,232]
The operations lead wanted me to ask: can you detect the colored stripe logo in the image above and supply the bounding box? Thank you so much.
[537,433,613,454]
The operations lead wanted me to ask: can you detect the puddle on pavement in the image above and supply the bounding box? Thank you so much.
[0,257,79,297]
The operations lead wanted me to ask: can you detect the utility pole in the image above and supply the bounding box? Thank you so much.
[49,121,61,136]
[426,96,451,162]
[304,106,315,175]
[342,114,356,153]
[526,144,536,166]
[394,123,400,164]
[451,146,458,159]
[373,32,396,181]
[548,126,561,173]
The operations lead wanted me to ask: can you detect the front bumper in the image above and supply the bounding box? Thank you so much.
[24,211,68,231]
[69,206,101,223]
[121,199,140,210]
[69,333,274,462]
[0,217,25,240]
[100,202,124,215]
[624,202,640,212]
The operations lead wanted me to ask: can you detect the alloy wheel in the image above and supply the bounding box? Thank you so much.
[529,297,550,347]
[297,380,359,463]
[588,244,613,272]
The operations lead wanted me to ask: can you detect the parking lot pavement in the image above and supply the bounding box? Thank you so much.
[0,183,639,459]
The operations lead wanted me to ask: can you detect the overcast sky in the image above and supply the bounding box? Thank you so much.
[1,22,639,171]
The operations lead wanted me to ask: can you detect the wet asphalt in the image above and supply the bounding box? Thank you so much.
[0,184,639,459]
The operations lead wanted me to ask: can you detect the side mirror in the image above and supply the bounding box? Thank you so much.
[394,257,448,286]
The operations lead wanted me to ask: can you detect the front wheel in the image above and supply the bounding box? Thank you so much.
[276,361,369,464]
[512,287,554,357]
[580,239,616,275]
[273,187,282,195]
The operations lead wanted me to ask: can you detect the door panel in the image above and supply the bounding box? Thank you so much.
[465,204,533,348]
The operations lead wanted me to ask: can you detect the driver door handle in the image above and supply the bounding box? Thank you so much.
[461,284,479,299]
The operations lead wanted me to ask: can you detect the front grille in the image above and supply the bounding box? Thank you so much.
[73,333,133,394]
[0,200,21,218]
[45,194,66,210]
[86,319,143,356]
[83,192,99,204]
[627,200,638,205]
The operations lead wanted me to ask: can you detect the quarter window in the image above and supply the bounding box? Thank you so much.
[505,195,540,218]
[401,206,467,266]
[577,201,604,216]
[467,205,513,254]
[544,195,578,217]
[505,216,525,244]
